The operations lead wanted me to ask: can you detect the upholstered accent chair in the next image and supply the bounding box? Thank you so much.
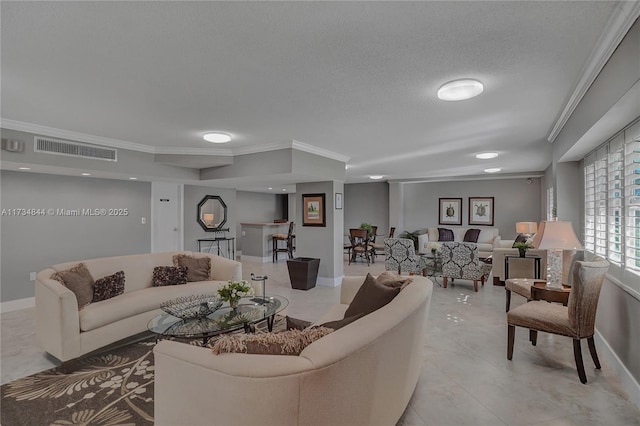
[440,241,489,292]
[384,238,427,275]
[349,228,374,265]
[507,257,609,384]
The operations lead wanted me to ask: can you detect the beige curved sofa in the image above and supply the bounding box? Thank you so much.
[35,251,242,363]
[154,274,433,426]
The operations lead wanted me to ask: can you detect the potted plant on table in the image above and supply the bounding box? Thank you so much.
[359,223,374,237]
[218,280,254,309]
[513,241,533,258]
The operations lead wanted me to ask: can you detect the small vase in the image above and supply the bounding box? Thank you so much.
[431,249,437,256]
[518,248,527,258]
[229,299,239,309]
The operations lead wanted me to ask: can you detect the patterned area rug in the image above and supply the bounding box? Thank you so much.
[1,315,285,426]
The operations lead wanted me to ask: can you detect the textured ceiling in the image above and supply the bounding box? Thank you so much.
[0,1,620,186]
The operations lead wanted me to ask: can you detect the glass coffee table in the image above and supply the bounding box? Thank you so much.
[148,294,288,346]
[420,252,442,286]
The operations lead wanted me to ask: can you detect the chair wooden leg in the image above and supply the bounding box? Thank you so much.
[507,325,515,360]
[505,289,512,312]
[573,339,588,384]
[473,280,478,292]
[587,337,601,369]
[529,329,537,346]
[443,277,448,288]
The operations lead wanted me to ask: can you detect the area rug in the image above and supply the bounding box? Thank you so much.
[1,315,286,426]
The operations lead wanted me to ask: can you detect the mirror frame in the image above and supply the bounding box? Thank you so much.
[197,195,228,232]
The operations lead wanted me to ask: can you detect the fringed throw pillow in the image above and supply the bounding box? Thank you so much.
[93,271,125,302]
[51,263,94,309]
[211,327,334,355]
[152,266,188,287]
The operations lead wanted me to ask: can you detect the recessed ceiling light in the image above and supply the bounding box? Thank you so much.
[437,79,484,101]
[18,167,30,170]
[282,189,287,192]
[203,132,232,143]
[369,175,384,180]
[268,187,273,190]
[484,168,501,173]
[476,152,498,160]
[345,165,349,170]
[81,173,91,176]
[129,177,138,180]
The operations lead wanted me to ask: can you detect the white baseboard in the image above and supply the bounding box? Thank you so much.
[1,297,35,313]
[317,276,343,287]
[594,329,640,410]
[241,255,272,263]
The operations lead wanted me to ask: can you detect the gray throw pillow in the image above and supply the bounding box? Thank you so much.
[463,228,481,243]
[173,255,211,282]
[438,228,454,241]
[343,273,401,319]
[51,263,95,309]
[319,312,366,330]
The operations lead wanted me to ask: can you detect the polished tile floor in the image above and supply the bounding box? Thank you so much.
[2,255,640,425]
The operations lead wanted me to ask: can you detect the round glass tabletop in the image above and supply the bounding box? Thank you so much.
[148,294,289,339]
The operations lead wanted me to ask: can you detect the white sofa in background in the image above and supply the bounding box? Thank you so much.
[35,251,242,363]
[417,227,501,258]
[154,275,433,426]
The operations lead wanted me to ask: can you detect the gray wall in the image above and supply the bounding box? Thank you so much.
[402,178,542,239]
[235,191,283,251]
[0,170,151,302]
[295,181,344,282]
[344,182,389,238]
[183,185,237,253]
[552,19,640,387]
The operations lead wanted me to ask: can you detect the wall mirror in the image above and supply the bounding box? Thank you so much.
[197,195,228,232]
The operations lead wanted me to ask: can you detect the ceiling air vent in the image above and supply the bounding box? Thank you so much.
[34,136,117,161]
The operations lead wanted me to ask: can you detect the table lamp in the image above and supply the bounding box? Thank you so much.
[532,220,582,289]
[515,221,538,238]
[203,213,215,227]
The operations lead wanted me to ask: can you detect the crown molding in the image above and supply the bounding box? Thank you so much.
[292,140,351,163]
[1,119,349,162]
[547,1,640,143]
[0,118,158,153]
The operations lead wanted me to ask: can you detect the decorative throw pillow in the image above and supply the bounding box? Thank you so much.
[463,228,481,243]
[438,228,454,242]
[343,273,401,319]
[376,271,413,289]
[173,254,211,282]
[210,327,334,355]
[152,266,188,287]
[512,233,528,247]
[286,316,312,330]
[51,263,95,309]
[318,312,366,330]
[93,271,125,302]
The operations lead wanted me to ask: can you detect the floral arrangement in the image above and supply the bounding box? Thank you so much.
[426,241,441,253]
[218,280,254,308]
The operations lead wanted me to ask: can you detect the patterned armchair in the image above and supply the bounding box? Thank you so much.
[440,241,489,292]
[384,238,427,275]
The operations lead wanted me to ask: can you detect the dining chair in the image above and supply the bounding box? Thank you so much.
[440,241,489,292]
[349,228,374,265]
[507,257,609,383]
[272,222,295,262]
[383,238,426,275]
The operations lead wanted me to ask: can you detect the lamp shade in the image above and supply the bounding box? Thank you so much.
[532,221,583,250]
[515,222,538,234]
[203,213,214,223]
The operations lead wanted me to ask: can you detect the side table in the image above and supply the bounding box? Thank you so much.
[505,254,541,280]
[531,281,570,305]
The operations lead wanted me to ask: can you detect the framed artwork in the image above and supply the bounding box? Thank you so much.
[468,197,495,226]
[335,193,343,210]
[302,193,326,227]
[439,198,462,225]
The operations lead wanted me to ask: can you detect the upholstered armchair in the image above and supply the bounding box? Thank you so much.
[507,257,609,383]
[440,241,489,292]
[384,238,427,275]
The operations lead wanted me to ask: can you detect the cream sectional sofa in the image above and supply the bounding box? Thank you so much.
[417,226,501,257]
[154,274,433,426]
[35,251,242,363]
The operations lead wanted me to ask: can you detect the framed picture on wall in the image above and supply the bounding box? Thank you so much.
[302,193,326,227]
[468,197,494,226]
[439,198,462,225]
